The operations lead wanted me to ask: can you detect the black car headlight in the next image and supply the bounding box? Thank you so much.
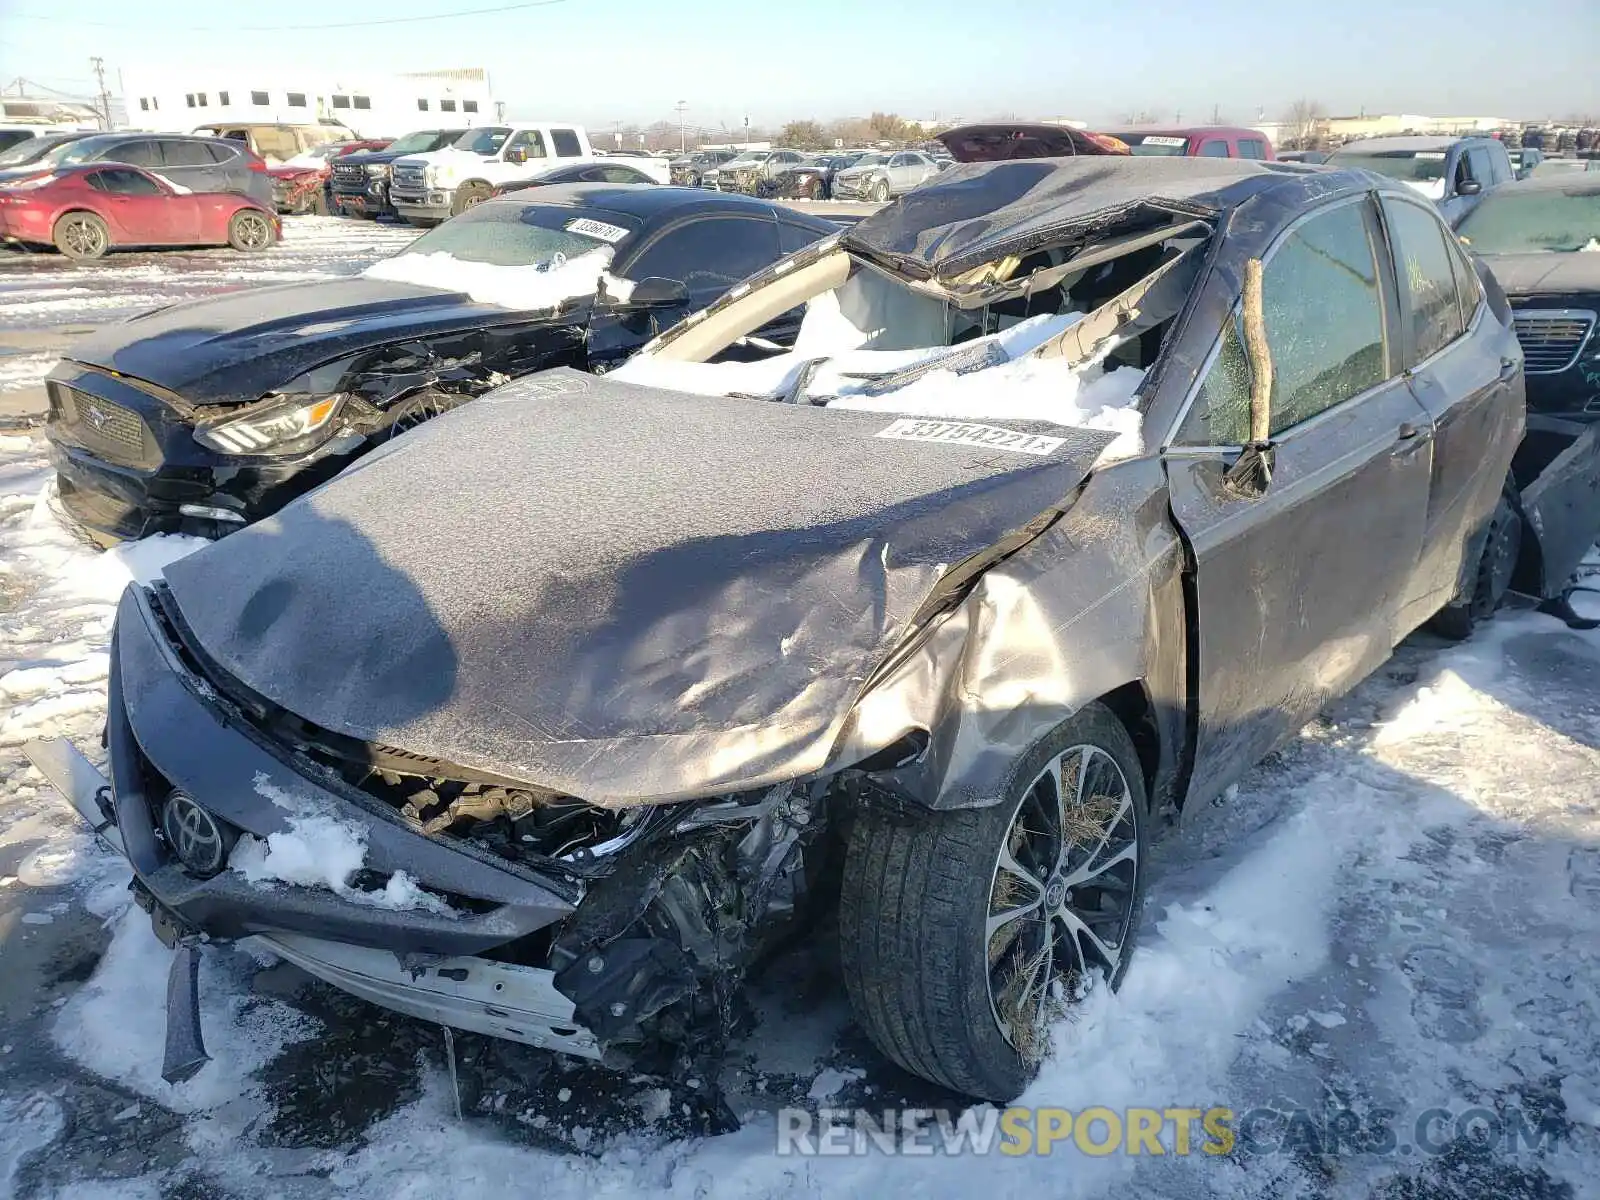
[194,392,347,456]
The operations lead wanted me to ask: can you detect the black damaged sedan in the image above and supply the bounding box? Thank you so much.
[44,185,835,541]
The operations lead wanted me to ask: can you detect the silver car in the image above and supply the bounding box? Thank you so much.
[831,150,941,201]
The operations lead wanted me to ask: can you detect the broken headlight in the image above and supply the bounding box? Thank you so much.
[193,392,346,456]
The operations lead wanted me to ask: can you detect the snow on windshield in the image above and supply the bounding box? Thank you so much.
[362,245,615,310]
[614,304,1147,461]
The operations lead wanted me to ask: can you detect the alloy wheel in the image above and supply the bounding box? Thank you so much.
[234,214,271,249]
[62,217,106,258]
[985,743,1139,1060]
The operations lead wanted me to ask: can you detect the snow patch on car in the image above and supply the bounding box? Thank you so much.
[616,309,1146,460]
[361,246,614,311]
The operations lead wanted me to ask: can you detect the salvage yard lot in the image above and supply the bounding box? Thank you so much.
[1,215,1599,1200]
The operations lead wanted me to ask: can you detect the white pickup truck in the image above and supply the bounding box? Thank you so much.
[390,123,663,225]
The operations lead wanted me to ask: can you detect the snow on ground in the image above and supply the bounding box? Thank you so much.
[0,425,1597,1197]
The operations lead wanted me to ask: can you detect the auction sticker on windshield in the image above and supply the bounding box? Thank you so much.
[875,418,1066,456]
[565,217,631,243]
[1140,136,1188,147]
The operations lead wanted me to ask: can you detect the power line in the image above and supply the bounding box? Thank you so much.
[1,0,573,33]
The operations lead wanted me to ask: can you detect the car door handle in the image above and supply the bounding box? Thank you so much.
[1499,356,1520,380]
[1397,423,1423,440]
[1393,422,1433,456]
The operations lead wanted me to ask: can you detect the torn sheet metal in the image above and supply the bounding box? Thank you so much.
[161,369,1114,805]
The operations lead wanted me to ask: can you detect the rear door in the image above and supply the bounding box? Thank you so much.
[1379,193,1525,625]
[155,138,223,193]
[1164,194,1436,803]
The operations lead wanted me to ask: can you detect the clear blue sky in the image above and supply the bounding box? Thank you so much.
[0,0,1594,131]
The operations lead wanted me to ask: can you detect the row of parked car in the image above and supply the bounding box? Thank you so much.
[25,120,1600,1116]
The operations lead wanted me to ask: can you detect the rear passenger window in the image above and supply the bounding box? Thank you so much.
[1179,200,1387,444]
[1198,140,1230,157]
[159,140,215,167]
[105,140,162,168]
[1381,197,1467,363]
[550,129,583,157]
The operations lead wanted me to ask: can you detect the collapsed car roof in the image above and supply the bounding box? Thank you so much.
[839,155,1361,280]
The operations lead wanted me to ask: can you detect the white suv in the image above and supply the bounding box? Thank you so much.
[390,123,598,225]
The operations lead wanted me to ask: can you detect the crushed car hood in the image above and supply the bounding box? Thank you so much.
[1479,253,1600,297]
[64,277,572,407]
[159,368,1113,805]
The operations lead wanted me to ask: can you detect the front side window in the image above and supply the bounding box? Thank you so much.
[88,168,162,196]
[1381,197,1467,364]
[550,128,582,157]
[505,129,548,159]
[1179,200,1388,445]
[626,216,779,292]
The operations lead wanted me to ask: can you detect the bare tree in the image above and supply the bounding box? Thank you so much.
[780,119,828,150]
[1283,99,1328,151]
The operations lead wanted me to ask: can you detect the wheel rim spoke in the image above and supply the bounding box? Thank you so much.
[1062,835,1136,890]
[1058,908,1122,972]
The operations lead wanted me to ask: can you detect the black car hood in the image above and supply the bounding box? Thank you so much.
[65,277,568,407]
[1481,253,1600,297]
[160,368,1113,805]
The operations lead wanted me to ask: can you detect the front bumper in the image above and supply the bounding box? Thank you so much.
[332,178,392,214]
[22,587,599,1061]
[44,363,360,541]
[390,187,453,221]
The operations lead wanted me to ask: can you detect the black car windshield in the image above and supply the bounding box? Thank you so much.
[1457,189,1600,253]
[0,134,80,168]
[393,202,640,266]
[452,127,511,155]
[1329,149,1448,182]
[26,136,116,169]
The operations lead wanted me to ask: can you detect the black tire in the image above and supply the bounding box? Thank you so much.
[870,177,891,203]
[227,209,276,252]
[1430,485,1522,640]
[451,182,491,216]
[839,702,1149,1101]
[53,212,110,260]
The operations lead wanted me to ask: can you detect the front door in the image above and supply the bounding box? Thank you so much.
[1164,194,1436,804]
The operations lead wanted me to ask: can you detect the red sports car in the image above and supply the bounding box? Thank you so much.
[0,163,279,260]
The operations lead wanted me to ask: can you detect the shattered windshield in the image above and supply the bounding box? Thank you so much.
[452,127,511,155]
[392,203,639,266]
[1457,189,1600,253]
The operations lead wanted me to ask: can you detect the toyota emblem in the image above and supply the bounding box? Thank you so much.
[161,792,229,877]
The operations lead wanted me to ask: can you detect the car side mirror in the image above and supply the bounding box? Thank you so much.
[621,276,689,308]
[1457,179,1482,196]
[506,147,527,164]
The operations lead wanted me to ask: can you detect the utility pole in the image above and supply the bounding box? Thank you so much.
[90,56,111,130]
[1211,102,1221,125]
[675,100,687,153]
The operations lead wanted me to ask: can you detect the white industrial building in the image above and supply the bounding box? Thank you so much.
[117,67,498,138]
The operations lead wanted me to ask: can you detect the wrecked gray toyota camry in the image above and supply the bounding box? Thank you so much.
[28,157,1600,1108]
